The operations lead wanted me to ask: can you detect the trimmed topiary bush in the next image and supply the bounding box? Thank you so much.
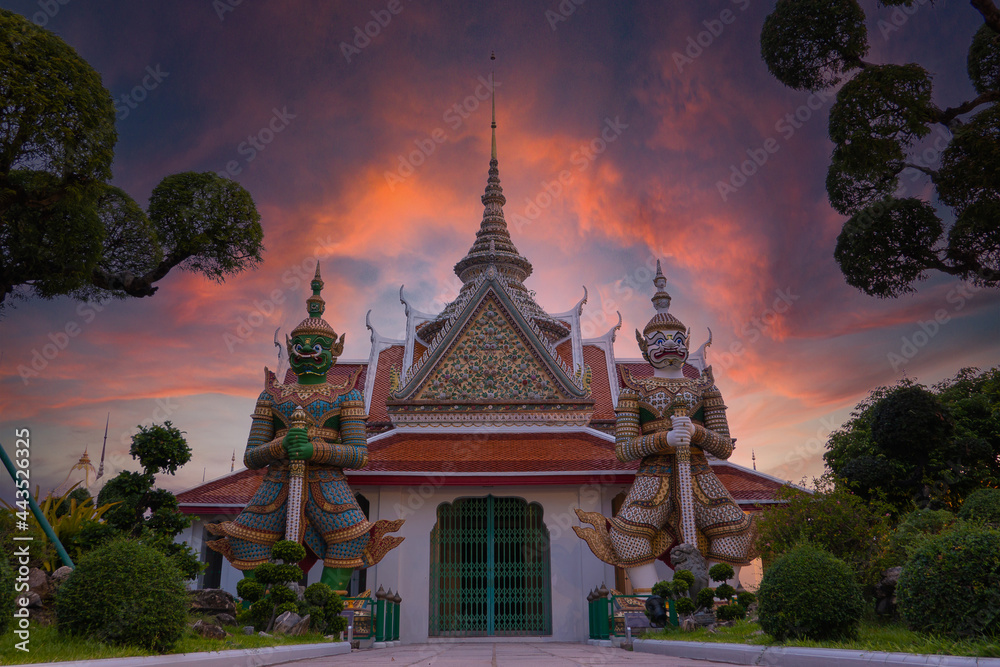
[958,488,1000,527]
[55,538,187,652]
[897,525,1000,638]
[235,540,306,632]
[674,597,695,615]
[757,544,864,641]
[709,563,735,583]
[696,587,716,610]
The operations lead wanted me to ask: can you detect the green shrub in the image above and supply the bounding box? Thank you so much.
[271,540,306,563]
[755,478,895,594]
[675,597,696,615]
[55,538,187,653]
[897,525,1000,637]
[651,580,671,599]
[757,544,864,641]
[714,583,736,602]
[237,578,264,603]
[889,508,957,560]
[736,591,756,608]
[237,543,308,632]
[672,569,695,589]
[958,488,1000,527]
[709,563,735,583]
[0,554,13,635]
[716,603,746,621]
[304,582,332,606]
[297,583,345,634]
[696,587,716,610]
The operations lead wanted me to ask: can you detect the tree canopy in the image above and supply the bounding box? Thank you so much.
[0,9,263,310]
[824,367,1000,512]
[761,0,1000,297]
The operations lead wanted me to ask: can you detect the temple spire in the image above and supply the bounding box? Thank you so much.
[490,51,497,161]
[451,52,532,287]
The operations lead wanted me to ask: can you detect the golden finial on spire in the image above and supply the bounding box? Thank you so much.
[490,51,497,161]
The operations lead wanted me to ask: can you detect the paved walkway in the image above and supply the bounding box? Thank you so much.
[278,642,728,666]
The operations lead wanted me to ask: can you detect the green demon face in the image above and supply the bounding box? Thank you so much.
[288,334,334,378]
[644,328,689,369]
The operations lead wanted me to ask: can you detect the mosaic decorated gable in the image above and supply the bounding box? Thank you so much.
[413,292,567,402]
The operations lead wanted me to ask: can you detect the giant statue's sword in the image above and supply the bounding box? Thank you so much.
[286,405,308,542]
[670,395,698,546]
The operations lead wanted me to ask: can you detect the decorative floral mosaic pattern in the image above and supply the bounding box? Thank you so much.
[416,295,559,401]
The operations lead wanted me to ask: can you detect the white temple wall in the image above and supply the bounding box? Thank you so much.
[355,482,632,644]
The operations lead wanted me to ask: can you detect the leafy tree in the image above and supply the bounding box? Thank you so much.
[824,368,1000,512]
[0,10,263,310]
[761,0,1000,297]
[95,422,202,579]
[754,476,895,594]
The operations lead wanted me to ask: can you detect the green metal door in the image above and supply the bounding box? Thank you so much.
[429,495,552,636]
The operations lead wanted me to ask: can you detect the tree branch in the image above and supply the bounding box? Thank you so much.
[934,91,1000,126]
[903,163,939,180]
[89,250,193,298]
[971,0,1000,33]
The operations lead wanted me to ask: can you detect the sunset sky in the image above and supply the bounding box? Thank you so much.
[1,0,997,503]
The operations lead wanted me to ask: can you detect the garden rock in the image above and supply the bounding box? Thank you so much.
[50,566,73,590]
[875,566,903,616]
[291,613,311,636]
[693,611,716,627]
[27,568,49,598]
[273,610,311,635]
[680,617,696,632]
[189,588,236,615]
[242,626,254,635]
[25,591,42,608]
[192,619,227,639]
[216,613,237,626]
[670,544,709,595]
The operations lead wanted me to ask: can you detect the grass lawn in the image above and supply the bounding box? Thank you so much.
[644,619,1000,659]
[0,620,338,665]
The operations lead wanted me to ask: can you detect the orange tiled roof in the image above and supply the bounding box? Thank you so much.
[176,467,266,508]
[368,346,403,423]
[176,436,786,508]
[712,464,786,501]
[556,339,573,368]
[364,432,632,474]
[584,345,614,421]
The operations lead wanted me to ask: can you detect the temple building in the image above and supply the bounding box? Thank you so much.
[175,102,787,643]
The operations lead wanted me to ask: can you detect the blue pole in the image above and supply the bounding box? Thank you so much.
[0,441,74,568]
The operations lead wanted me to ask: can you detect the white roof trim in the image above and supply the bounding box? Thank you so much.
[364,310,404,414]
[710,459,813,493]
[582,312,622,408]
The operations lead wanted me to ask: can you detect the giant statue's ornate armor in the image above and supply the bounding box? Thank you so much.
[607,367,755,566]
[208,266,402,588]
[575,263,756,577]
